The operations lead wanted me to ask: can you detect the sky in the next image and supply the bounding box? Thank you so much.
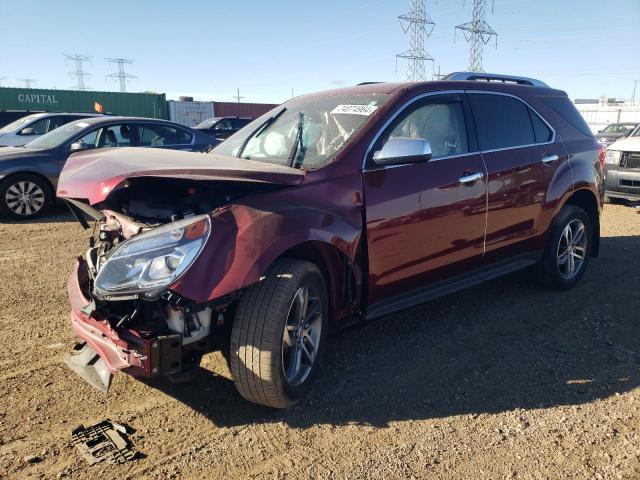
[0,0,639,103]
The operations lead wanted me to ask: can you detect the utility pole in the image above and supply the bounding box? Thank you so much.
[396,0,435,82]
[455,0,498,72]
[105,58,136,92]
[64,54,92,90]
[432,65,445,80]
[18,79,37,88]
[233,88,244,103]
[633,80,639,103]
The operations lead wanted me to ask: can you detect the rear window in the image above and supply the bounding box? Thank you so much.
[469,93,536,150]
[541,96,593,137]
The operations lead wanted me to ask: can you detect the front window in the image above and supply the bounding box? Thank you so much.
[24,119,96,149]
[602,124,635,135]
[213,94,391,170]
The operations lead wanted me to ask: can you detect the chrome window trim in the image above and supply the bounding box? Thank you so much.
[362,89,557,171]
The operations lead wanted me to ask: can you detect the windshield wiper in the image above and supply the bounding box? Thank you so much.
[288,112,305,168]
[236,107,287,159]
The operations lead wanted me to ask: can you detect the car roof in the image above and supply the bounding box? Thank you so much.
[298,78,566,101]
[67,116,193,128]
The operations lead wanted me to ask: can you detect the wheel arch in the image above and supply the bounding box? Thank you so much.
[278,240,358,321]
[562,188,600,257]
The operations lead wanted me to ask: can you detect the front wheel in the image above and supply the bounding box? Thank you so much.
[0,173,52,220]
[230,259,327,408]
[532,205,592,290]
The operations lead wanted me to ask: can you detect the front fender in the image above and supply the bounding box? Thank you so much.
[170,202,362,303]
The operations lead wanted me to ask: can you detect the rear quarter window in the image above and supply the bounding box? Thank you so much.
[541,96,593,137]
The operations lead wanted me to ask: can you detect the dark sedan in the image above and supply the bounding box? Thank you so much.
[596,122,638,147]
[0,116,219,219]
[193,116,252,140]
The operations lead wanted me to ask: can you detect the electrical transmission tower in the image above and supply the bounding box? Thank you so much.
[18,79,37,88]
[455,0,497,72]
[396,0,435,82]
[64,54,92,90]
[105,58,136,92]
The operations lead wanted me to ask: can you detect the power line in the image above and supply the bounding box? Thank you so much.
[63,54,92,90]
[396,0,435,82]
[105,58,136,92]
[455,0,498,72]
[18,78,37,89]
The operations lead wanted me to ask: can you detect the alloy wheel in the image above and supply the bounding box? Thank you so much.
[556,219,588,280]
[4,180,45,216]
[282,284,323,387]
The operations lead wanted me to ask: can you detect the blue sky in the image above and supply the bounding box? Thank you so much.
[0,0,638,103]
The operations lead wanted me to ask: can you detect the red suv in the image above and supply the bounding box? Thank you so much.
[58,72,604,408]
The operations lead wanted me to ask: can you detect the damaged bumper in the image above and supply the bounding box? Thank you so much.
[66,259,184,392]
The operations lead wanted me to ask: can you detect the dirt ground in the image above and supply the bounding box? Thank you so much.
[0,203,638,479]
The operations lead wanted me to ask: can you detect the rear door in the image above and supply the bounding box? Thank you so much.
[363,92,488,306]
[468,92,564,260]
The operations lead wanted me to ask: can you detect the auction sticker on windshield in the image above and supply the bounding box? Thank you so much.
[331,105,378,116]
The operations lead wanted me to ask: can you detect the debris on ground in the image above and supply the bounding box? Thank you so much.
[70,420,136,465]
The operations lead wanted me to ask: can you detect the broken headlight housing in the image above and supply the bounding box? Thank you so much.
[93,215,211,299]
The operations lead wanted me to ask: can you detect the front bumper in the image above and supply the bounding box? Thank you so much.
[67,258,183,388]
[605,165,640,201]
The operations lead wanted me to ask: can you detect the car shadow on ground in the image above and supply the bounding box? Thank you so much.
[0,204,76,224]
[150,234,640,429]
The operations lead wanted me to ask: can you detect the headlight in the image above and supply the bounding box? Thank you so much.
[94,215,210,299]
[604,150,621,165]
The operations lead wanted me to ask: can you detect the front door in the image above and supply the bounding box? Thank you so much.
[363,93,487,306]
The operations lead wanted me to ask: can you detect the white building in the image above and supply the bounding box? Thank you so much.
[574,96,640,133]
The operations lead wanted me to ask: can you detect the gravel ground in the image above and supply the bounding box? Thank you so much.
[0,203,638,479]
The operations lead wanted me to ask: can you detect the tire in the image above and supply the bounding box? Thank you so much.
[532,205,592,290]
[230,259,328,409]
[0,173,52,220]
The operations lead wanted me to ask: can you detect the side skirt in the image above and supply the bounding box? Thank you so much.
[364,251,542,321]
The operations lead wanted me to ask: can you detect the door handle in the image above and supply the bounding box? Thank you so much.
[459,172,484,184]
[541,154,559,165]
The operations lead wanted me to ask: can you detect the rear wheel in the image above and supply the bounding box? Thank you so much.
[532,205,592,290]
[230,259,327,409]
[0,173,52,220]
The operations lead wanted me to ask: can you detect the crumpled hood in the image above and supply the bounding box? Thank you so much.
[607,136,640,153]
[57,147,305,205]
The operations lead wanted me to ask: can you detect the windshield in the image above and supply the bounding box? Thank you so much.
[602,124,636,134]
[632,125,640,137]
[213,94,390,170]
[25,119,93,149]
[0,114,43,134]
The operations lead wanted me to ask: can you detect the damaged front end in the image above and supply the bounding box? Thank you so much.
[62,181,243,393]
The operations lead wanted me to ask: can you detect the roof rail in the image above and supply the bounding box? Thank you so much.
[442,71,549,88]
[356,82,383,86]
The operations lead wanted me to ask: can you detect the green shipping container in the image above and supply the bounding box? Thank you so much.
[0,87,167,119]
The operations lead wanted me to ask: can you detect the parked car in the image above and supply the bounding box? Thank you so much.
[603,124,640,202]
[58,72,603,408]
[595,122,639,148]
[193,116,252,139]
[0,112,102,147]
[0,116,219,219]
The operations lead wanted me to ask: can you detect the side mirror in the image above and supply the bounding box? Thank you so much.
[372,137,432,165]
[19,127,35,135]
[70,141,88,153]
